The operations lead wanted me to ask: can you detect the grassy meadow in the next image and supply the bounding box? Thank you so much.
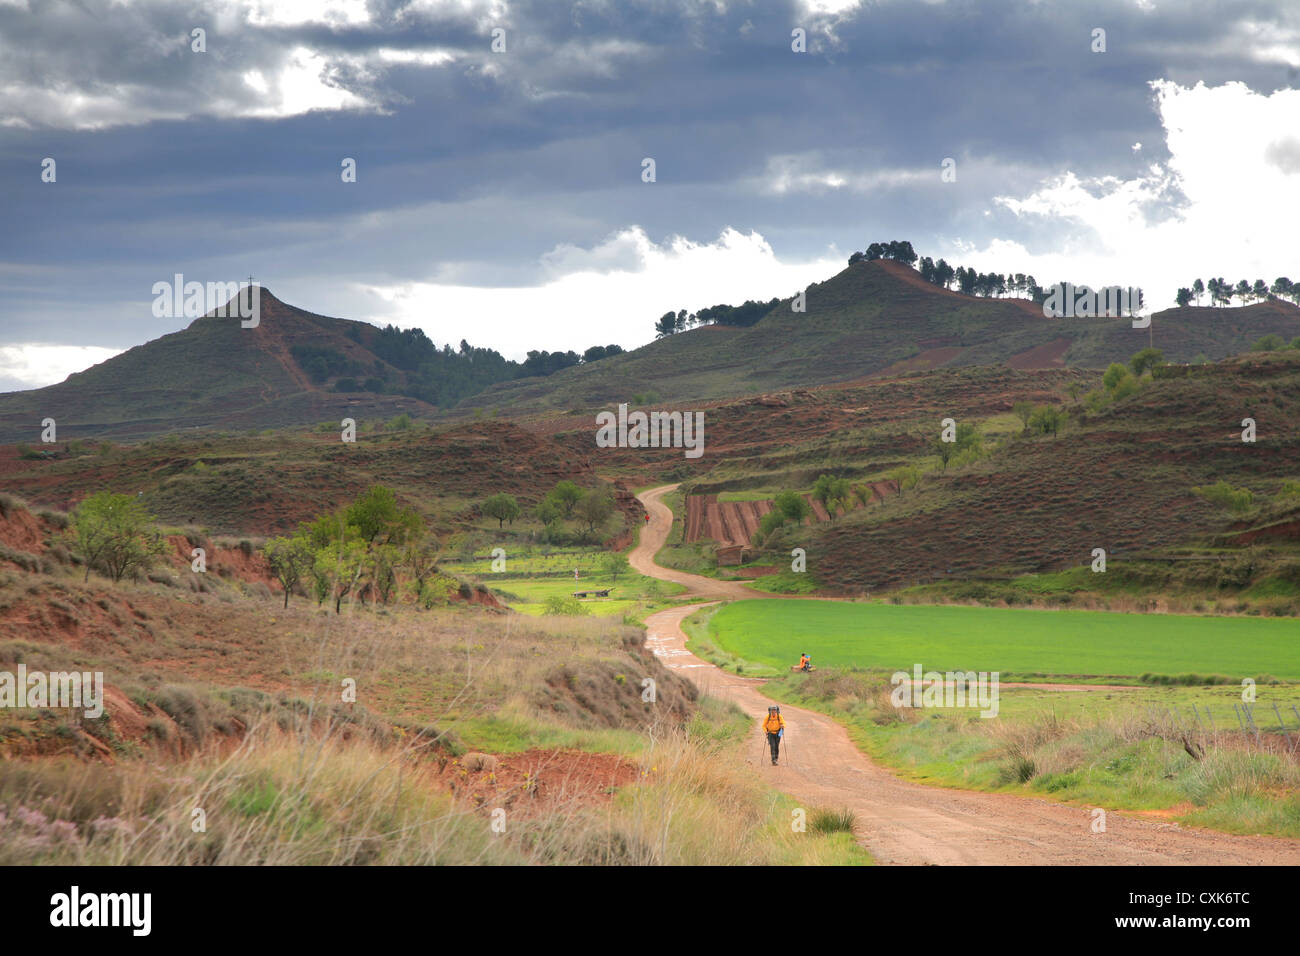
[443,547,686,617]
[703,598,1300,682]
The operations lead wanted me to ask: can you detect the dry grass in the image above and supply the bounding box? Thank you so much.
[0,698,869,866]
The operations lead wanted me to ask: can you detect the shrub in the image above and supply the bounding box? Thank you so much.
[36,509,70,530]
[1193,480,1254,515]
[1110,374,1140,400]
[543,595,588,616]
[808,808,856,834]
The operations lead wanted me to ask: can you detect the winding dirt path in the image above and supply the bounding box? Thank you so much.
[635,484,1300,865]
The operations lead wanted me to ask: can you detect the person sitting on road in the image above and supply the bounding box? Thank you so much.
[762,706,785,766]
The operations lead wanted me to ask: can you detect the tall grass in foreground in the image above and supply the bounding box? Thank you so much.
[0,697,870,865]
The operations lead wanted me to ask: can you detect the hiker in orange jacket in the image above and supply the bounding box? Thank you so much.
[762,706,785,765]
[797,653,811,672]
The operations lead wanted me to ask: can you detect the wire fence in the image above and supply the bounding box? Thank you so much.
[1146,700,1300,759]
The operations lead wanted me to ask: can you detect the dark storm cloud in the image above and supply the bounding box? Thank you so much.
[1,0,1297,364]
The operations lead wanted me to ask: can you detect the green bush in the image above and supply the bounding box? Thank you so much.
[543,594,588,616]
[1193,480,1254,515]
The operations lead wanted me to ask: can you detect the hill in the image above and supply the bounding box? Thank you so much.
[0,418,636,536]
[4,263,1299,443]
[795,352,1300,594]
[0,290,438,443]
[458,260,1300,417]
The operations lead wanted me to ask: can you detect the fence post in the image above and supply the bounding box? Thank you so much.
[1272,701,1293,752]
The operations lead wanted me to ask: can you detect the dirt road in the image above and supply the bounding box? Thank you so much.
[635,484,1300,865]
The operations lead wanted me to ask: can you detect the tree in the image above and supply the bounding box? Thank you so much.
[889,464,920,497]
[481,493,521,528]
[1175,287,1193,308]
[1234,279,1251,305]
[547,480,583,518]
[346,485,419,547]
[264,535,314,608]
[583,344,624,363]
[535,498,562,526]
[1192,278,1204,306]
[1013,401,1034,432]
[316,533,367,614]
[811,474,851,517]
[597,552,628,583]
[1102,362,1129,391]
[1271,277,1293,302]
[773,490,812,524]
[754,509,786,544]
[1129,347,1164,377]
[405,533,442,607]
[1208,277,1231,307]
[933,436,954,472]
[932,422,979,472]
[1252,279,1268,302]
[1029,405,1064,437]
[934,259,955,289]
[654,311,677,338]
[365,544,402,605]
[68,491,166,583]
[573,490,614,535]
[958,267,977,295]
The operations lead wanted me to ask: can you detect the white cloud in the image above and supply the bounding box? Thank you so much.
[0,344,123,391]
[363,227,844,358]
[375,47,459,67]
[0,43,377,130]
[982,80,1300,308]
[754,153,931,195]
[797,0,863,15]
[240,0,372,27]
[236,46,373,118]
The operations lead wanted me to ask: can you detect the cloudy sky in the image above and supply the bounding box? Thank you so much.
[2,0,1299,391]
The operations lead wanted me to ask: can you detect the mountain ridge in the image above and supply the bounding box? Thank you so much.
[4,261,1300,441]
